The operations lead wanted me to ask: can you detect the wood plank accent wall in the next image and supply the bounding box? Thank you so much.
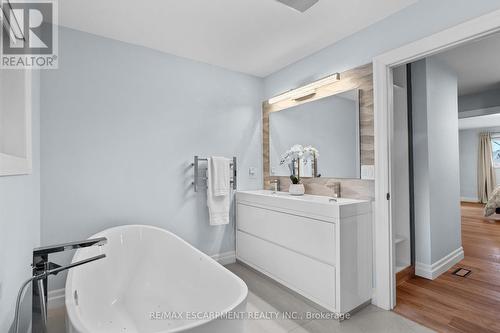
[262,63,374,199]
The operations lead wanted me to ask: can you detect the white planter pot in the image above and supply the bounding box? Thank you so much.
[289,184,305,196]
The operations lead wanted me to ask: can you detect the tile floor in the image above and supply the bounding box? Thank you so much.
[46,262,434,333]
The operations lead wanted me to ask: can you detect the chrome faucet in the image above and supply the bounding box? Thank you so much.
[15,237,108,333]
[270,179,281,192]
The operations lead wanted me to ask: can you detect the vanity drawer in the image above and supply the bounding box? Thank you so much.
[237,203,336,265]
[237,231,336,311]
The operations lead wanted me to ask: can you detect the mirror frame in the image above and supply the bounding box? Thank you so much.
[262,63,374,189]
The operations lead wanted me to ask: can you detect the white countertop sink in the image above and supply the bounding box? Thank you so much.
[236,190,371,221]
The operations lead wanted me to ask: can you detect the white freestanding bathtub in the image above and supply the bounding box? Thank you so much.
[65,225,248,333]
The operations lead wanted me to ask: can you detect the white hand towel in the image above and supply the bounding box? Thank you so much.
[210,156,231,196]
[207,157,231,225]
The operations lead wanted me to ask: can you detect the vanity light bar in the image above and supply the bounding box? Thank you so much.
[293,90,316,102]
[268,72,340,105]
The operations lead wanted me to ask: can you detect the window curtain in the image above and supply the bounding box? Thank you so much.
[478,132,497,203]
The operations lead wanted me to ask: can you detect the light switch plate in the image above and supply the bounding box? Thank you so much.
[249,167,256,178]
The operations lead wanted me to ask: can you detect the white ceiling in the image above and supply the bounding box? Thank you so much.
[435,32,500,96]
[58,0,417,77]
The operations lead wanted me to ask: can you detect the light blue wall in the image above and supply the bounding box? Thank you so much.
[0,72,40,333]
[263,0,500,98]
[459,127,500,201]
[411,57,461,266]
[40,27,264,290]
[425,57,461,264]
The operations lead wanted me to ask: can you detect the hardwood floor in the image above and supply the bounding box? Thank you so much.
[396,265,415,286]
[394,202,500,333]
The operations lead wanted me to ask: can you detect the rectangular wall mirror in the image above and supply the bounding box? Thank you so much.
[269,89,360,179]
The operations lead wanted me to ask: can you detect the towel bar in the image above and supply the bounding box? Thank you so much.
[191,156,237,192]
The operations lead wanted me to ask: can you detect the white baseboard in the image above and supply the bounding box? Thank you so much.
[415,247,464,280]
[211,251,236,265]
[47,251,237,311]
[461,197,480,203]
[48,288,65,310]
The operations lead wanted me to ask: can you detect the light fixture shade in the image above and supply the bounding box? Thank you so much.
[268,73,340,105]
[275,0,319,13]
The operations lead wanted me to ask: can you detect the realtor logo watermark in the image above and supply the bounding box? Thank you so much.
[1,0,58,69]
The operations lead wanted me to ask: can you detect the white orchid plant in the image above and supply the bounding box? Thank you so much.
[280,144,319,184]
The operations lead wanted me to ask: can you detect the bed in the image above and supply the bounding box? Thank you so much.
[484,186,500,216]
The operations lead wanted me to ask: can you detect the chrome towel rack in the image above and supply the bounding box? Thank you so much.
[191,156,237,192]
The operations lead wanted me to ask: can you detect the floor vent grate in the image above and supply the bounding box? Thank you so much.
[452,268,472,277]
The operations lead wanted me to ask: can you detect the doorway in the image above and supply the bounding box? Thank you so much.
[387,25,500,333]
[372,8,500,312]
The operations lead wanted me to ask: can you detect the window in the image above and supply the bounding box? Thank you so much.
[492,135,500,168]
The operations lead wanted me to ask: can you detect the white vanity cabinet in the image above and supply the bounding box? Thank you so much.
[236,190,372,314]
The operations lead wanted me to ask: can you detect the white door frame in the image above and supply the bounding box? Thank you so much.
[372,8,500,310]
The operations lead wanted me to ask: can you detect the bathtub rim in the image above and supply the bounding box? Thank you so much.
[65,224,248,333]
